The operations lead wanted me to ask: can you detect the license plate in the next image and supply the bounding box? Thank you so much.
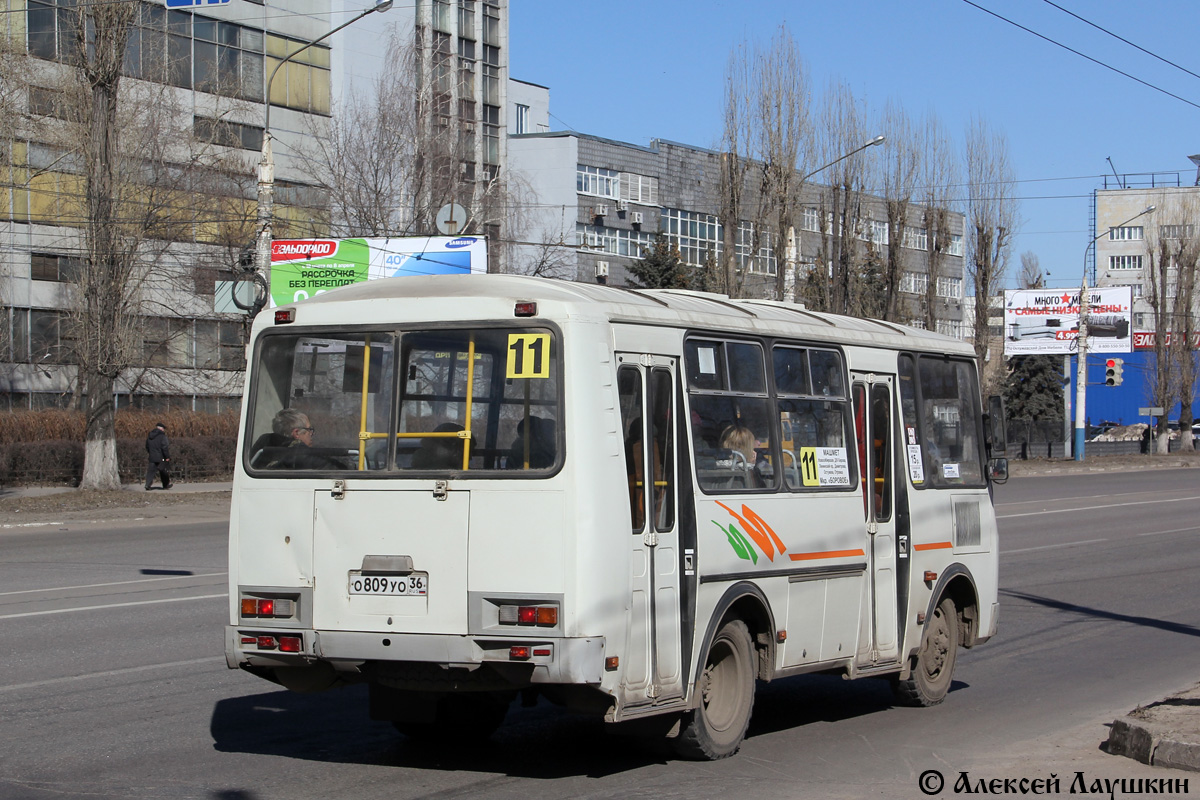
[348,572,428,596]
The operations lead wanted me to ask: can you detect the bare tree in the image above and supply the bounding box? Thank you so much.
[879,102,918,322]
[917,114,959,331]
[810,82,874,316]
[964,117,1017,388]
[1018,251,1044,289]
[719,28,809,300]
[20,2,252,487]
[1145,193,1200,452]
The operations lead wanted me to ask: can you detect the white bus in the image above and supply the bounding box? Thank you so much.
[226,274,1006,759]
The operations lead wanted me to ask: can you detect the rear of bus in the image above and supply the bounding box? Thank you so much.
[223,282,616,733]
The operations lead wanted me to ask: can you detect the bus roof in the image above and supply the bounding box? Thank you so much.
[267,274,975,357]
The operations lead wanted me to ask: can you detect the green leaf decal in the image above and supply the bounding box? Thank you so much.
[713,520,757,564]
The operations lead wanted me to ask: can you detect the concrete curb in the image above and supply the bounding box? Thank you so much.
[1107,688,1200,772]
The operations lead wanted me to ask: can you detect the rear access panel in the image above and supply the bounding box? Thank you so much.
[312,487,469,634]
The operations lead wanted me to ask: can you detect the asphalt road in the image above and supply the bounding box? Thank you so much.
[1,469,1198,800]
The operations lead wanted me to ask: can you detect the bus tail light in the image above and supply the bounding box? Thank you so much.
[279,636,302,653]
[257,636,276,650]
[514,301,537,317]
[499,603,558,627]
[274,309,295,324]
[240,595,296,619]
[509,646,530,660]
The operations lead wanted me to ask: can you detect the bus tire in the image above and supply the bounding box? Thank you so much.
[673,618,755,760]
[893,597,958,707]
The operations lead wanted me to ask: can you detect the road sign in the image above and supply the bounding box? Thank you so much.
[1139,407,1164,416]
[167,0,231,7]
[435,203,468,235]
[215,280,256,314]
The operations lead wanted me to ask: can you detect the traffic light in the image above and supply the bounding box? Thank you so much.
[1105,358,1124,386]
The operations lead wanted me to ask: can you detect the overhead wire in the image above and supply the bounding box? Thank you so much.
[1040,0,1200,84]
[959,0,1200,112]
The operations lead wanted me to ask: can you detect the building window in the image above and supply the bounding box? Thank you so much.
[900,271,928,295]
[482,63,500,105]
[194,116,263,151]
[1108,226,1143,241]
[577,164,619,198]
[482,3,500,45]
[736,223,776,275]
[936,319,966,339]
[30,1,268,103]
[903,225,928,251]
[801,207,820,233]
[575,224,653,258]
[1109,255,1142,270]
[619,172,659,205]
[867,219,888,246]
[936,276,963,299]
[514,103,529,135]
[457,0,475,35]
[948,234,964,257]
[1135,313,1146,328]
[28,87,68,120]
[1161,224,1195,239]
[661,208,721,268]
[458,37,476,59]
[266,33,331,114]
[481,103,500,165]
[431,0,452,32]
[30,252,83,283]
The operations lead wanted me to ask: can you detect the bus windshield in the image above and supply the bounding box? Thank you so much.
[244,327,560,474]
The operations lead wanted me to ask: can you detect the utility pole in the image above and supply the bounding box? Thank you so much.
[234,0,394,318]
[1073,204,1154,460]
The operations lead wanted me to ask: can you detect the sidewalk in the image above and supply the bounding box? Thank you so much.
[0,480,232,500]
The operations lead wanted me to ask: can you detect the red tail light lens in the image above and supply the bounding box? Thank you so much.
[517,606,537,624]
[279,636,302,653]
[256,636,276,650]
[257,599,274,616]
[509,646,530,660]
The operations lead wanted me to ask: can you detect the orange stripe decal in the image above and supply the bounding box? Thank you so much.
[913,542,954,551]
[788,548,866,561]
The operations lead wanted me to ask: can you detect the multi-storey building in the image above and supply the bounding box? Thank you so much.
[509,130,968,335]
[0,0,509,411]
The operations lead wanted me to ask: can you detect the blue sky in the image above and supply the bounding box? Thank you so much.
[509,0,1200,291]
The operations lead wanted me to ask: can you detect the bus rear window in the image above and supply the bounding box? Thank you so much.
[244,327,560,475]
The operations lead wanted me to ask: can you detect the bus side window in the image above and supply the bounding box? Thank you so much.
[618,367,645,532]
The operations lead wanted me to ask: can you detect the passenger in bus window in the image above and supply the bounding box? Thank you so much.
[263,408,337,469]
[412,423,469,469]
[719,423,764,488]
[506,416,555,469]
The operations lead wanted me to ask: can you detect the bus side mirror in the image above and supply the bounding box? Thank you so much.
[989,457,1009,485]
[985,395,1007,457]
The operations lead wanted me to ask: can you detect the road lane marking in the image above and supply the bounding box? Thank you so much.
[998,495,1200,519]
[0,657,225,694]
[1006,538,1108,554]
[0,572,228,597]
[0,593,226,620]
[1137,525,1200,536]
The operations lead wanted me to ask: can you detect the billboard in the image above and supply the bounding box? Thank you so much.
[269,236,487,308]
[1003,287,1133,355]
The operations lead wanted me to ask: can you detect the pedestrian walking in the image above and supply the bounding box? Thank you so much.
[144,421,172,490]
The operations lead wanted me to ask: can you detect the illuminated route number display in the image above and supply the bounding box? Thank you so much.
[507,333,551,379]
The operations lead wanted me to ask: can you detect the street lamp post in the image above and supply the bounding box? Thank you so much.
[1072,204,1154,460]
[785,135,885,297]
[236,0,394,317]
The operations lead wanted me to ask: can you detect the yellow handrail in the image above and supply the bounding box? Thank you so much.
[357,334,371,470]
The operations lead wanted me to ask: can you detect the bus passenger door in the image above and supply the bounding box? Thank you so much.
[617,355,684,707]
[851,373,900,664]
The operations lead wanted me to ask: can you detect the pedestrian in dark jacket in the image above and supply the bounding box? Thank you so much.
[145,422,172,490]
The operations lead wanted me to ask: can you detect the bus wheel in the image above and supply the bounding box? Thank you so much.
[893,597,958,707]
[673,618,755,760]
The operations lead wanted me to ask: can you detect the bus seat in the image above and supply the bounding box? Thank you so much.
[506,416,554,469]
[249,432,291,468]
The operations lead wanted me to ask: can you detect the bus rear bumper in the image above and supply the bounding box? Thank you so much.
[226,626,607,686]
